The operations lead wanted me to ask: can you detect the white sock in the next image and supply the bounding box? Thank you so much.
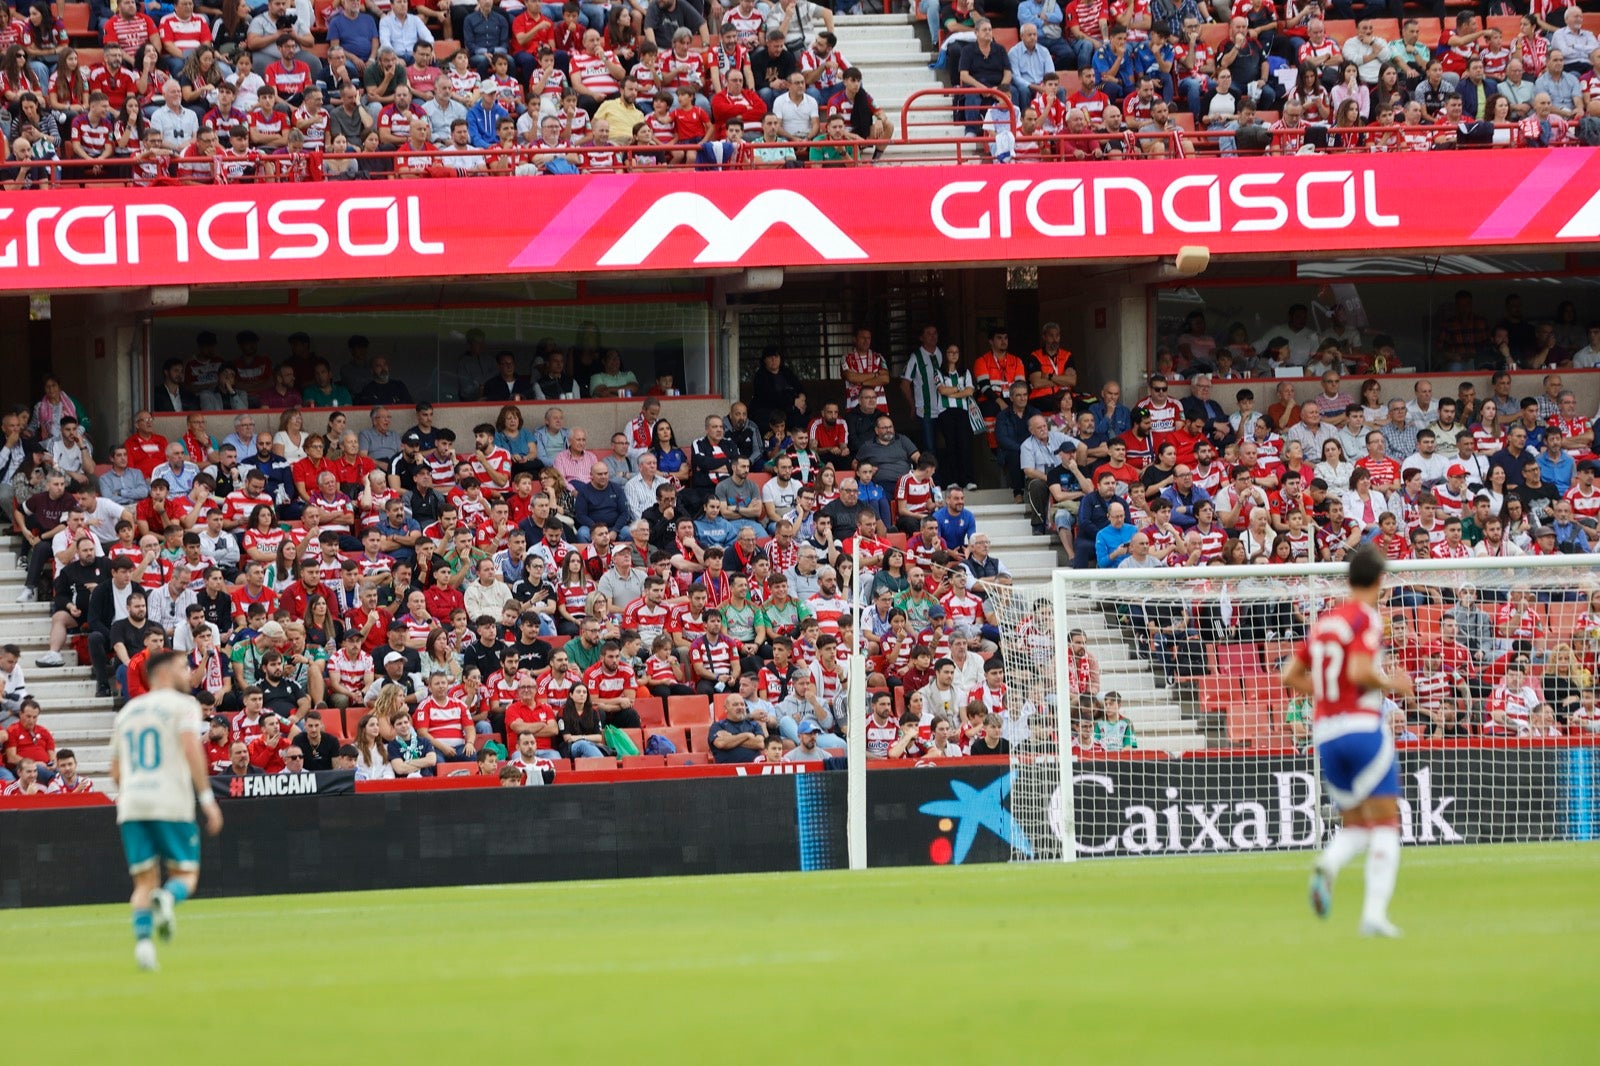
[1318,826,1370,878]
[1362,827,1401,926]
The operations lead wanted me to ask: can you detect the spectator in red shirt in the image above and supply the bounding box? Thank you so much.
[122,410,170,480]
[709,68,763,135]
[2,697,54,785]
[247,711,294,772]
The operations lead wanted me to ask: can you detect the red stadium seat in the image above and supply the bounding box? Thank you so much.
[573,757,616,772]
[1547,601,1585,643]
[1211,643,1262,676]
[685,723,711,752]
[667,695,712,725]
[437,762,483,778]
[621,755,666,769]
[623,728,644,753]
[645,726,688,753]
[666,751,710,766]
[1198,675,1238,715]
[315,711,343,738]
[546,635,570,651]
[635,697,666,728]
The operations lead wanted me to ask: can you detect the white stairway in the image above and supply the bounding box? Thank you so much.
[964,489,1207,752]
[833,13,970,162]
[0,533,118,786]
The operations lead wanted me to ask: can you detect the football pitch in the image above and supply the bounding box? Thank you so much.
[7,843,1594,1064]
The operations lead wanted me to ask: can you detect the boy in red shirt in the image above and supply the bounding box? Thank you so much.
[670,83,711,164]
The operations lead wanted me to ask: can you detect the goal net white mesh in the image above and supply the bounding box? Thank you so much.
[988,556,1600,862]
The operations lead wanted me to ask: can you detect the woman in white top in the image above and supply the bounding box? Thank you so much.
[352,712,396,781]
[1239,508,1274,562]
[1488,95,1514,145]
[1358,378,1386,424]
[272,407,308,463]
[1341,467,1396,534]
[1481,463,1508,515]
[417,627,462,685]
[1313,437,1355,494]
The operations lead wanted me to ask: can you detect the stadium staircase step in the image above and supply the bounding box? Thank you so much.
[959,493,1211,752]
[0,533,112,789]
[834,14,954,164]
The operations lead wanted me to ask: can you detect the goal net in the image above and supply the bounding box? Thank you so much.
[985,555,1600,862]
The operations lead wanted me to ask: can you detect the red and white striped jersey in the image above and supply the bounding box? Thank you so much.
[1484,682,1538,733]
[1412,668,1458,708]
[622,597,670,644]
[940,590,985,628]
[415,696,472,743]
[535,667,576,707]
[690,636,735,678]
[1565,484,1600,521]
[806,594,849,637]
[328,647,372,691]
[583,661,637,702]
[839,346,884,407]
[570,49,619,97]
[895,472,937,517]
[1494,602,1543,641]
[863,713,898,758]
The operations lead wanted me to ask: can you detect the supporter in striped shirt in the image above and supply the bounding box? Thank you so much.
[840,327,888,410]
[416,671,477,761]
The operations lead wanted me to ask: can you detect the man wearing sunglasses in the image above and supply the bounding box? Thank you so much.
[1137,376,1183,449]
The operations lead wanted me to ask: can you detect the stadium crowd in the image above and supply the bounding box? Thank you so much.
[1,0,904,182]
[941,4,1600,152]
[0,323,1078,791]
[0,0,1595,183]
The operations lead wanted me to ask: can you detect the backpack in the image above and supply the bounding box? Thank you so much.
[644,733,677,755]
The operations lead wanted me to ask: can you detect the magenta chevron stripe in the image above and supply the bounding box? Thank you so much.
[1470,152,1590,241]
[510,175,639,268]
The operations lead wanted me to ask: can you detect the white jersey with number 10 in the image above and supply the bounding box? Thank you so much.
[113,690,205,824]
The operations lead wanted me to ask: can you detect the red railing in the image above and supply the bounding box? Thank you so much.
[2,118,1536,189]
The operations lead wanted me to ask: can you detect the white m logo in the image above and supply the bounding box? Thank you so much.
[596,189,868,266]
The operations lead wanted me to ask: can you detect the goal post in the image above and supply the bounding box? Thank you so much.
[978,553,1600,863]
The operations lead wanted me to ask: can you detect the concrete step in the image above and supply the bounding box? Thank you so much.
[839,40,928,60]
[835,13,918,25]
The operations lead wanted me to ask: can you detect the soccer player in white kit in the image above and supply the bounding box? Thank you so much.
[111,650,224,971]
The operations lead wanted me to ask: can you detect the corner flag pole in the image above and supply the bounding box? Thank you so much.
[847,533,867,870]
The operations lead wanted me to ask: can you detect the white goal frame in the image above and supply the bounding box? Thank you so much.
[1041,553,1600,865]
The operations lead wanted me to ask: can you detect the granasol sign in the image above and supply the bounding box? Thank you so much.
[871,747,1597,866]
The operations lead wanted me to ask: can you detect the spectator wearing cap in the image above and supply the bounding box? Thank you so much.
[366,647,424,705]
[153,357,200,413]
[1538,429,1574,496]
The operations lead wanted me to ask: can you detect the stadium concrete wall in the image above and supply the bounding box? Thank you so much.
[4,748,1594,908]
[0,775,806,910]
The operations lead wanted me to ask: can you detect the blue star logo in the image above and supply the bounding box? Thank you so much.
[919,773,1032,864]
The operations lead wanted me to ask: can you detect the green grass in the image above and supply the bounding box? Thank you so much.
[6,844,1595,1063]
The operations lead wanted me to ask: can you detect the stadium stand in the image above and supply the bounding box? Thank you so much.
[3,4,1595,189]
